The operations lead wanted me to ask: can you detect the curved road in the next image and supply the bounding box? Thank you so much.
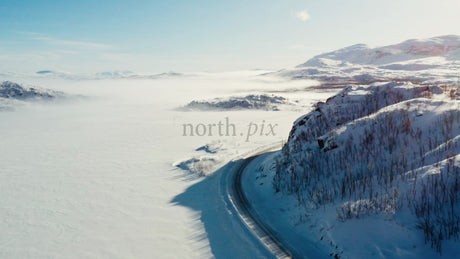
[226,151,304,259]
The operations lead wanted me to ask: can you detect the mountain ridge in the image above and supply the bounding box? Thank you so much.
[297,35,460,68]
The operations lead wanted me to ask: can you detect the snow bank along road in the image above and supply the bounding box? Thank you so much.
[225,147,304,259]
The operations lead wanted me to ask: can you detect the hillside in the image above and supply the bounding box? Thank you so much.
[252,36,460,257]
[0,81,65,111]
[298,35,460,67]
[0,81,63,100]
[272,35,460,86]
[253,82,459,257]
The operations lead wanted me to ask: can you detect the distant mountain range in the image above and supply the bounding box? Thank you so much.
[298,35,460,67]
[272,35,460,86]
[29,70,187,80]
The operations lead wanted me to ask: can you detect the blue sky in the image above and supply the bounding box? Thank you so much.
[1,0,459,73]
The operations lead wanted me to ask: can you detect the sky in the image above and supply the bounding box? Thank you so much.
[1,0,459,73]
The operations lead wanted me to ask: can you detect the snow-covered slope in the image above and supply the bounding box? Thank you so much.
[298,35,460,67]
[259,81,460,257]
[244,36,460,257]
[0,81,66,111]
[0,81,63,100]
[273,35,460,86]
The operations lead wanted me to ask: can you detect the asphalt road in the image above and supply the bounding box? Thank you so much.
[227,152,304,259]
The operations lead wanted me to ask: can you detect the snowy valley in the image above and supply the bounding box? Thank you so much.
[1,35,460,259]
[0,72,326,258]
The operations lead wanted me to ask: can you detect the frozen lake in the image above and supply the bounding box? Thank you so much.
[0,73,326,258]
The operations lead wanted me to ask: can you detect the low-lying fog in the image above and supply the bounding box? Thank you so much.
[0,72,331,258]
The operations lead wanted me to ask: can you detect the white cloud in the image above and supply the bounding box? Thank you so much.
[34,36,112,50]
[296,10,310,22]
[21,32,113,50]
[32,36,113,50]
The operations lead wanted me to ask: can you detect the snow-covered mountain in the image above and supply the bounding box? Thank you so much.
[248,36,460,257]
[298,35,460,67]
[273,35,460,86]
